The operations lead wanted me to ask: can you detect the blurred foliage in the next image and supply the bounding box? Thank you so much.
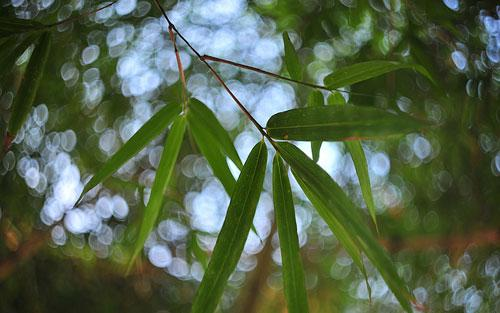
[0,0,499,312]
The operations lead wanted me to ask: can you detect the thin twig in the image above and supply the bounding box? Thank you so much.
[45,0,118,28]
[201,54,379,98]
[151,0,270,139]
[168,26,189,111]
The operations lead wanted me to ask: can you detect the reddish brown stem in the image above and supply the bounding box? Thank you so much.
[168,25,189,111]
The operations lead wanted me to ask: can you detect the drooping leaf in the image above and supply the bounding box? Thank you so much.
[7,31,51,137]
[272,155,309,313]
[188,117,236,195]
[328,94,378,231]
[307,90,323,162]
[345,141,378,231]
[266,105,428,141]
[276,142,412,312]
[0,33,41,77]
[191,141,267,313]
[188,233,208,269]
[282,31,302,81]
[324,60,435,89]
[0,17,44,38]
[189,99,243,169]
[79,103,181,200]
[128,115,187,269]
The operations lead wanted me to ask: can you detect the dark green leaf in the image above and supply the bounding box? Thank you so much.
[276,142,412,312]
[189,99,243,169]
[7,31,51,137]
[272,155,309,313]
[324,60,435,89]
[266,105,428,141]
[79,103,181,200]
[0,17,44,38]
[307,90,323,162]
[128,115,187,268]
[282,31,302,81]
[0,33,41,78]
[345,141,378,231]
[191,141,267,313]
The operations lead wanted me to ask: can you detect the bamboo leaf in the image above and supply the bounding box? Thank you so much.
[324,60,435,89]
[128,115,187,269]
[345,141,378,231]
[307,90,323,162]
[7,31,51,137]
[0,17,44,38]
[188,98,243,169]
[266,105,428,141]
[272,155,309,313]
[0,33,41,77]
[79,103,181,200]
[282,31,302,81]
[191,141,267,313]
[276,142,412,312]
[188,117,236,195]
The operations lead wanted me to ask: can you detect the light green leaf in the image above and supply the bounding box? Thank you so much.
[191,141,267,313]
[272,155,309,313]
[79,103,181,200]
[276,142,412,312]
[327,91,346,106]
[324,60,435,89]
[188,116,236,195]
[307,90,323,162]
[128,115,187,269]
[7,31,51,137]
[0,17,44,38]
[266,105,428,141]
[189,99,243,169]
[283,31,302,81]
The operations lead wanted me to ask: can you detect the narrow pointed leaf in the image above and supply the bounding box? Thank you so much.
[189,99,243,169]
[0,17,44,38]
[324,60,434,89]
[283,31,302,81]
[272,155,309,313]
[0,33,41,77]
[188,117,236,195]
[266,105,428,141]
[191,141,267,313]
[79,103,181,199]
[7,31,51,137]
[276,142,412,312]
[128,116,186,268]
[345,141,377,231]
[307,90,323,162]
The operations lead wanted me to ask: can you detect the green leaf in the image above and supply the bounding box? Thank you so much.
[0,33,41,78]
[128,115,187,269]
[191,141,267,313]
[327,93,378,231]
[79,103,181,200]
[276,142,412,312]
[188,116,236,195]
[0,17,44,38]
[272,155,309,313]
[266,105,428,141]
[189,98,243,169]
[7,31,51,137]
[345,141,378,232]
[282,31,302,81]
[307,90,323,162]
[323,60,435,89]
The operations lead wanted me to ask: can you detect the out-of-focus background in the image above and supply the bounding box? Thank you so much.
[0,0,499,312]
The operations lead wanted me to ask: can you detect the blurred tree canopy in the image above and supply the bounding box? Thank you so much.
[0,0,499,312]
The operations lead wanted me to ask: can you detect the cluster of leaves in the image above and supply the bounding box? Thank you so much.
[0,7,439,311]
